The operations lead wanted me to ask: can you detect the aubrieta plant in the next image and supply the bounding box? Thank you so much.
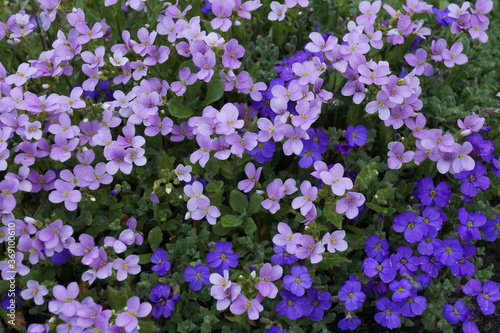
[0,0,499,332]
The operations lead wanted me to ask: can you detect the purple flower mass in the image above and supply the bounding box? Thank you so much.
[2,0,498,331]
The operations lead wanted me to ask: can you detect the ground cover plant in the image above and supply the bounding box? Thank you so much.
[0,0,500,332]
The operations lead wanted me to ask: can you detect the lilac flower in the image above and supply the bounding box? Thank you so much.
[458,114,485,136]
[256,263,283,298]
[443,300,469,324]
[374,297,401,329]
[47,180,81,211]
[48,282,79,317]
[0,252,29,280]
[150,284,175,319]
[68,233,99,265]
[336,192,365,219]
[5,63,37,86]
[322,230,348,253]
[393,211,427,243]
[295,235,325,263]
[320,163,353,196]
[238,163,262,193]
[184,264,210,291]
[338,278,365,311]
[404,49,434,76]
[345,125,368,147]
[442,42,468,67]
[387,142,414,169]
[112,255,141,281]
[283,265,312,296]
[304,288,332,321]
[230,294,264,320]
[276,290,308,320]
[151,249,171,276]
[262,180,286,214]
[291,181,317,216]
[206,242,239,274]
[115,296,152,332]
[413,177,451,207]
[37,219,73,253]
[268,2,287,21]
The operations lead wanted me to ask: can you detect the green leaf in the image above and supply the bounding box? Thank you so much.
[244,218,257,236]
[148,226,163,250]
[323,205,343,230]
[202,78,225,106]
[167,98,194,118]
[248,193,263,216]
[220,215,243,228]
[206,181,224,192]
[374,188,397,201]
[229,190,248,214]
[139,253,152,265]
[316,253,351,270]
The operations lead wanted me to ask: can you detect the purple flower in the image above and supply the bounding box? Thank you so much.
[433,8,455,26]
[362,257,396,283]
[413,177,451,207]
[184,264,210,291]
[450,244,476,278]
[434,238,463,266]
[257,263,283,298]
[115,296,152,331]
[151,249,171,276]
[457,208,487,242]
[338,316,362,331]
[338,279,365,311]
[247,140,275,163]
[150,283,176,318]
[271,245,299,266]
[393,211,427,243]
[477,280,500,315]
[365,234,390,262]
[345,125,368,147]
[389,278,413,302]
[443,300,469,324]
[304,288,332,321]
[283,265,312,296]
[398,294,427,317]
[454,162,490,197]
[374,297,401,329]
[206,242,239,274]
[390,246,419,275]
[276,290,309,320]
[483,215,500,242]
